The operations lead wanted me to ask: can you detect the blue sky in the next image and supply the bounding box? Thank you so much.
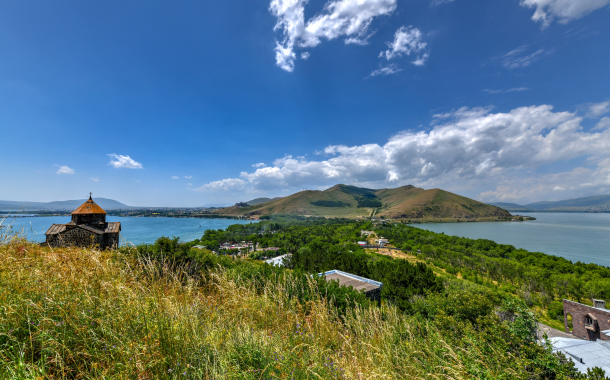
[1,0,609,207]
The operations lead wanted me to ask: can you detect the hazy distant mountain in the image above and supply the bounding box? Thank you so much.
[0,198,134,211]
[491,195,610,211]
[200,203,232,208]
[216,184,511,219]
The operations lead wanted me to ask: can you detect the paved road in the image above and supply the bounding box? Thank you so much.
[538,322,581,340]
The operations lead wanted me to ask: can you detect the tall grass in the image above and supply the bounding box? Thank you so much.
[0,240,570,379]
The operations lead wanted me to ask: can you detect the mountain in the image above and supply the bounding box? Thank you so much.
[245,197,281,206]
[215,184,511,219]
[492,194,610,211]
[0,198,134,211]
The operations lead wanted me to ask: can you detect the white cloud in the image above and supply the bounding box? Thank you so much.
[108,154,143,169]
[501,46,550,69]
[91,177,100,182]
[197,102,610,202]
[171,176,179,180]
[520,0,610,27]
[56,166,74,175]
[185,175,193,179]
[380,26,427,61]
[594,117,610,131]
[192,178,247,192]
[370,64,402,77]
[252,163,267,168]
[301,52,310,60]
[269,0,396,71]
[484,87,529,94]
[553,186,565,191]
[412,53,429,66]
[431,0,453,5]
[588,100,610,117]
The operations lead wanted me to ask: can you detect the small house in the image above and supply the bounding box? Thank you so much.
[318,270,382,302]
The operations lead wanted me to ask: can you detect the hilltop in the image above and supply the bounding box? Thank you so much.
[215,184,511,220]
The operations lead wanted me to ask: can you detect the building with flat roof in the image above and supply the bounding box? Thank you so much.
[318,270,382,302]
[551,337,610,375]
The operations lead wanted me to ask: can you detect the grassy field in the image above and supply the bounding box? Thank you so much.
[0,238,575,379]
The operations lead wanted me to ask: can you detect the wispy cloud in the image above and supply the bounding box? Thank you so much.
[500,46,551,69]
[56,165,74,175]
[108,154,143,169]
[431,0,453,5]
[171,176,179,180]
[252,163,267,168]
[91,177,100,182]
[269,0,396,71]
[370,64,402,77]
[185,175,193,179]
[483,87,529,94]
[520,0,610,27]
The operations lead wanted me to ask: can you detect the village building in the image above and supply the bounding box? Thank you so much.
[563,299,610,341]
[318,269,382,303]
[43,195,121,250]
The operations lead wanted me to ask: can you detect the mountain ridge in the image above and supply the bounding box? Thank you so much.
[492,194,610,211]
[215,184,511,219]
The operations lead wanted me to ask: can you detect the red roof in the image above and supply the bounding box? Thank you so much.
[72,197,107,215]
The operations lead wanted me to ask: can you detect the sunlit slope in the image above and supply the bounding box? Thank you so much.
[376,187,512,219]
[217,184,511,219]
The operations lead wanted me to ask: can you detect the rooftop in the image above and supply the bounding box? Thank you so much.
[319,270,382,293]
[551,337,610,374]
[72,195,107,215]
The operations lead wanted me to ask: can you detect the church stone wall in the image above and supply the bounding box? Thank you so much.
[46,228,119,250]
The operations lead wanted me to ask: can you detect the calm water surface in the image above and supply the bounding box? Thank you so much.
[410,213,610,267]
[1,216,256,245]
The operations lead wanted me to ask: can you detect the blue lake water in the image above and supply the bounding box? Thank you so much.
[410,213,610,267]
[0,216,256,246]
[3,213,609,267]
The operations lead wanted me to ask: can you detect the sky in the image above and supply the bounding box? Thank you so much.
[0,0,609,207]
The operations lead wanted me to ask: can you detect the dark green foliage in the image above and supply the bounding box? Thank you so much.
[356,198,382,208]
[376,223,610,303]
[310,200,351,208]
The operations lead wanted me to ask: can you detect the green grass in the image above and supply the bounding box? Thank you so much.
[0,239,577,379]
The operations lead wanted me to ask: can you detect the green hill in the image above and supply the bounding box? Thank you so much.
[216,184,511,220]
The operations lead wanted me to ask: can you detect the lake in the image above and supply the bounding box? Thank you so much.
[410,213,610,267]
[3,213,609,267]
[1,216,256,246]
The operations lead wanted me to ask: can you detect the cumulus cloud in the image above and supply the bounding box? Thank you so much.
[196,103,610,202]
[108,154,143,169]
[192,178,247,192]
[501,46,551,69]
[520,0,610,27]
[56,166,74,175]
[269,0,396,71]
[380,26,427,61]
[301,52,310,60]
[370,64,402,77]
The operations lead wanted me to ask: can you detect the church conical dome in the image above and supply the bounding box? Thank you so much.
[72,194,106,215]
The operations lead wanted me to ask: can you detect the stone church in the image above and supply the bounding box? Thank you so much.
[44,195,121,249]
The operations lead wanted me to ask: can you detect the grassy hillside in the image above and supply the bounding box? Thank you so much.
[0,237,580,379]
[216,184,511,220]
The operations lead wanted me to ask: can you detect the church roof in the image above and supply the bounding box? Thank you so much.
[45,222,121,236]
[72,196,107,215]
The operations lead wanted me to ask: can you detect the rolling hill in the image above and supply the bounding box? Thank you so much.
[216,184,512,219]
[492,194,610,212]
